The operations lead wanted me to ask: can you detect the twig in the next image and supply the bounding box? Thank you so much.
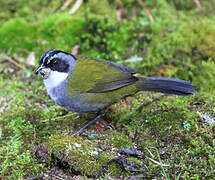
[69,0,83,14]
[61,0,74,10]
[0,53,27,71]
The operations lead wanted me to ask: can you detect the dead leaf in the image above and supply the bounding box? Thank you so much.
[71,45,80,55]
[26,52,36,66]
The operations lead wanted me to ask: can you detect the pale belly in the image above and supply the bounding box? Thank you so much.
[48,81,138,113]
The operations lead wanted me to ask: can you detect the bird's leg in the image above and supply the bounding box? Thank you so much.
[72,112,104,135]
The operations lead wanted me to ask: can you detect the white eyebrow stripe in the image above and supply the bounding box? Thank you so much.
[43,53,50,64]
[41,54,48,65]
[46,54,58,64]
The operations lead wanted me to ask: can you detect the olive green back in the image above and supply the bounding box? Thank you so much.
[68,56,137,93]
[67,56,139,107]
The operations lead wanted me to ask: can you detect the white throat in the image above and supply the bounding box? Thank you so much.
[44,71,68,93]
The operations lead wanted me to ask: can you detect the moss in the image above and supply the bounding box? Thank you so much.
[0,75,69,178]
[49,134,113,176]
[48,131,140,177]
[0,0,64,23]
[1,0,215,179]
[126,157,144,166]
[107,90,214,178]
[0,139,47,179]
[106,131,134,149]
[176,125,215,179]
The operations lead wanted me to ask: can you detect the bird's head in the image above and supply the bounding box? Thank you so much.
[35,49,76,79]
[36,49,76,91]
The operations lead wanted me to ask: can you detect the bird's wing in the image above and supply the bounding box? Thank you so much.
[68,56,138,93]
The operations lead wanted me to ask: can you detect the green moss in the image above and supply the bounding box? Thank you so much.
[49,134,112,176]
[176,125,215,179]
[1,0,215,179]
[0,18,36,52]
[48,131,138,177]
[0,138,46,179]
[106,131,134,148]
[0,76,68,178]
[126,157,144,166]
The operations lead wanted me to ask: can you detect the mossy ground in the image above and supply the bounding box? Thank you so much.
[0,0,215,179]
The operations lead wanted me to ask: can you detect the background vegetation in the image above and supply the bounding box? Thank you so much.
[0,0,214,179]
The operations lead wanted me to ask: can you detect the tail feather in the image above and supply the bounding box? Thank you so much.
[138,77,196,96]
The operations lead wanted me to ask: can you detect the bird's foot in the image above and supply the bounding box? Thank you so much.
[68,113,104,136]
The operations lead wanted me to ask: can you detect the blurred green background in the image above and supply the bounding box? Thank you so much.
[0,0,215,179]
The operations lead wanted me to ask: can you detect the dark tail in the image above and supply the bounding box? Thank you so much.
[138,77,196,96]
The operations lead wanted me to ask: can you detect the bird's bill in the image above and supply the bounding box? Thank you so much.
[35,66,51,79]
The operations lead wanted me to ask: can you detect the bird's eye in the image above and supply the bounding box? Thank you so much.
[52,60,58,65]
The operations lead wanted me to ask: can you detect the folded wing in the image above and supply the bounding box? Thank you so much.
[68,56,138,93]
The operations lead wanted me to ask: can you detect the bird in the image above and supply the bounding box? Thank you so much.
[35,49,195,134]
